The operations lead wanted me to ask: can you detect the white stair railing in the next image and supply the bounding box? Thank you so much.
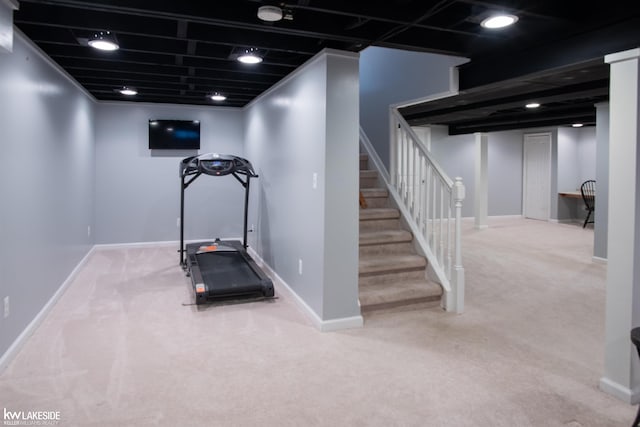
[386,109,465,313]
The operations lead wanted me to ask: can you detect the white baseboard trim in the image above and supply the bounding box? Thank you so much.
[462,215,523,221]
[95,240,178,250]
[0,246,96,373]
[319,315,364,332]
[94,237,244,250]
[247,247,363,332]
[592,256,608,264]
[549,218,573,224]
[599,376,640,404]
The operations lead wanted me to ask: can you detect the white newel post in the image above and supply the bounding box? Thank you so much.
[446,176,466,313]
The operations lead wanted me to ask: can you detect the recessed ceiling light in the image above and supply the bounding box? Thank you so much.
[257,5,283,22]
[88,31,119,51]
[118,87,137,96]
[210,93,227,101]
[572,123,584,128]
[237,48,263,64]
[526,102,540,109]
[481,14,518,29]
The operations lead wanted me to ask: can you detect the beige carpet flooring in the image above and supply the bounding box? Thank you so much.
[0,217,636,426]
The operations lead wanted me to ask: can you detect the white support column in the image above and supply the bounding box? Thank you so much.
[0,0,19,53]
[474,132,489,229]
[599,48,640,403]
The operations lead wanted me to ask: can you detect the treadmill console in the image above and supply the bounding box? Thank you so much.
[200,159,234,176]
[180,153,257,178]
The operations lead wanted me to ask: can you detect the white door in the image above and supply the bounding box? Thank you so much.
[523,133,551,220]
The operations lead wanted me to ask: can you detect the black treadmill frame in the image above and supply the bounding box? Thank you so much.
[179,153,274,304]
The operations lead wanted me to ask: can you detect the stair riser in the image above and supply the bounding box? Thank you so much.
[360,197,388,208]
[359,242,414,256]
[359,269,426,287]
[361,298,441,314]
[359,208,400,221]
[359,229,412,244]
[360,264,425,276]
[360,177,378,189]
[360,219,400,231]
[360,159,368,170]
[359,280,442,311]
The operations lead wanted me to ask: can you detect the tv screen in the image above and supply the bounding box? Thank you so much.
[149,119,200,150]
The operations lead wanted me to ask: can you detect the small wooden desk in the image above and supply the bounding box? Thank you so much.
[559,191,583,199]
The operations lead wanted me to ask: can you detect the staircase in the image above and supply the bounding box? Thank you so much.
[359,153,442,313]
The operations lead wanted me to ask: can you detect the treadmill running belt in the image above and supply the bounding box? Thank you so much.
[195,252,263,295]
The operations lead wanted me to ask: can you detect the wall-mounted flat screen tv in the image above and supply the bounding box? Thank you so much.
[149,119,200,150]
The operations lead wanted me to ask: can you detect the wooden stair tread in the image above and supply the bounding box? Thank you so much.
[360,229,412,245]
[359,208,399,220]
[360,187,387,196]
[359,254,426,275]
[360,169,377,177]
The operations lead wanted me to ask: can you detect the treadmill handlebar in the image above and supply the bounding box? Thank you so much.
[180,153,257,178]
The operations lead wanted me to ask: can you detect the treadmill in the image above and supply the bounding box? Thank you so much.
[179,153,274,305]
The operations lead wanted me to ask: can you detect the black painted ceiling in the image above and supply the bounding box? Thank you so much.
[13,0,640,134]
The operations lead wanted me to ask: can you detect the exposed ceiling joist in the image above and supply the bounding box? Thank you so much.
[13,0,640,133]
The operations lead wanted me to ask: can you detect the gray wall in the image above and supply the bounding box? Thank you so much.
[595,103,610,259]
[0,32,95,358]
[557,128,579,220]
[577,128,597,183]
[359,46,467,169]
[488,131,524,216]
[245,50,360,321]
[557,129,580,191]
[429,127,524,218]
[94,103,244,244]
[429,126,476,217]
[557,127,597,221]
[428,126,597,222]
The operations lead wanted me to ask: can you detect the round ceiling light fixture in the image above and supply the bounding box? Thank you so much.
[210,93,227,102]
[88,31,119,51]
[525,102,540,109]
[480,14,518,29]
[258,5,283,22]
[572,123,584,128]
[237,48,263,64]
[118,86,137,96]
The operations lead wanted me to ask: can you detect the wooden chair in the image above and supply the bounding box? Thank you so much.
[580,180,595,228]
[631,328,640,426]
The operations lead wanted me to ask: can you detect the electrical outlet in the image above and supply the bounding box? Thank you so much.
[87,225,91,237]
[298,259,303,275]
[3,296,9,319]
[312,173,318,189]
[177,217,181,228]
